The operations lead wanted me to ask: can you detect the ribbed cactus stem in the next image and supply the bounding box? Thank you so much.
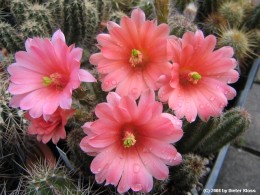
[10,0,30,25]
[85,1,99,48]
[25,160,77,194]
[176,118,216,154]
[154,0,170,24]
[169,154,205,192]
[197,107,251,155]
[26,4,55,34]
[46,0,64,28]
[0,22,23,53]
[20,20,50,38]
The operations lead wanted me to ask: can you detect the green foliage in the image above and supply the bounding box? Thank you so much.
[197,107,251,155]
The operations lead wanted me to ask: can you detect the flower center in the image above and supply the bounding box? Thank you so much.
[129,49,143,68]
[188,71,202,84]
[42,73,69,90]
[122,131,136,148]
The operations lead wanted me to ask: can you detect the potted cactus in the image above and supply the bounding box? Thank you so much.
[0,0,258,194]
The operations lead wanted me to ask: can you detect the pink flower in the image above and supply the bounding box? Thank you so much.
[80,90,183,193]
[25,108,74,144]
[90,8,171,99]
[8,30,96,118]
[158,30,239,122]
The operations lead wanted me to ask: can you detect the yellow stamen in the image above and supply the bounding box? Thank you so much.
[42,76,52,86]
[123,131,136,148]
[188,71,202,84]
[129,49,143,67]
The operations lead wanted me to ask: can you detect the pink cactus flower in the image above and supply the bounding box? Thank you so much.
[158,30,239,122]
[25,108,74,144]
[80,90,183,193]
[8,30,96,118]
[90,8,171,99]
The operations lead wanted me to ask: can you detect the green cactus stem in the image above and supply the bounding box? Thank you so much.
[20,20,50,38]
[0,21,23,54]
[168,154,206,193]
[10,0,30,25]
[197,107,251,155]
[154,0,170,24]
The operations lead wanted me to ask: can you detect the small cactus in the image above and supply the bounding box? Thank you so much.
[176,118,217,154]
[203,13,228,35]
[168,13,198,37]
[183,2,198,22]
[45,0,64,27]
[20,20,50,38]
[217,28,255,72]
[0,21,23,53]
[10,0,30,25]
[168,154,206,193]
[197,107,251,155]
[67,128,93,176]
[218,1,245,27]
[246,5,260,29]
[154,0,170,24]
[25,160,77,194]
[109,10,126,24]
[26,4,55,34]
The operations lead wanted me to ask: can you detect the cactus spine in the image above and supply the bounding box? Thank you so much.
[154,0,170,24]
[168,14,198,37]
[25,160,77,194]
[197,107,251,155]
[168,154,205,193]
[176,118,216,154]
[10,0,30,25]
[0,21,23,53]
[26,4,55,34]
[246,5,260,29]
[218,1,245,27]
[20,20,50,38]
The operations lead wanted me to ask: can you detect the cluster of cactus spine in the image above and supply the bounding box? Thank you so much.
[168,154,206,193]
[154,0,170,24]
[0,21,23,53]
[20,19,50,38]
[25,160,78,194]
[218,1,245,27]
[168,13,198,37]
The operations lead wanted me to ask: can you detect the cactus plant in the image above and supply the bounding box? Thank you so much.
[176,118,217,154]
[45,0,64,27]
[63,0,99,47]
[25,160,78,194]
[109,10,126,24]
[10,0,30,25]
[168,154,206,193]
[218,1,245,27]
[154,0,170,24]
[246,5,260,29]
[217,28,255,73]
[202,13,228,35]
[168,13,198,37]
[26,4,55,34]
[20,19,50,38]
[197,107,251,155]
[0,21,23,53]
